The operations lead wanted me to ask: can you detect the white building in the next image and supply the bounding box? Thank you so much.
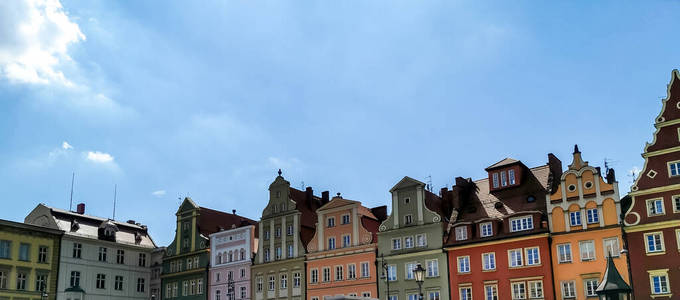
[25,203,157,300]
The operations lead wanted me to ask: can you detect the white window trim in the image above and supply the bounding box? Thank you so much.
[579,240,596,261]
[508,249,523,268]
[524,247,541,266]
[584,278,599,297]
[673,195,680,213]
[648,269,671,295]
[481,252,496,271]
[646,198,666,217]
[557,243,572,263]
[644,231,666,254]
[484,284,498,300]
[391,238,402,250]
[667,160,680,177]
[480,222,493,237]
[457,256,470,274]
[602,237,620,258]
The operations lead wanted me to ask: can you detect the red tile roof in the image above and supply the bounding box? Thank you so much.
[197,207,257,238]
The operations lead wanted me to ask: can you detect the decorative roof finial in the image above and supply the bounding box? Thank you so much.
[574,144,580,154]
[278,169,282,176]
[568,144,587,170]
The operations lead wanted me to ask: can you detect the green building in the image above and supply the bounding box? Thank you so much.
[377,177,450,300]
[162,198,255,300]
[252,171,326,300]
[0,218,63,300]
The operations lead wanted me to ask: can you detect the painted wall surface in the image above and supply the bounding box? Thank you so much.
[0,222,62,300]
[209,225,256,300]
[447,235,554,300]
[306,249,377,300]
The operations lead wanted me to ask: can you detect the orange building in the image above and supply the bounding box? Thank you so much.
[547,146,630,299]
[305,195,387,300]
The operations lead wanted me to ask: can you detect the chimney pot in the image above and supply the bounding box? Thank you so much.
[76,203,85,214]
[127,220,136,224]
[321,191,330,204]
[232,209,236,215]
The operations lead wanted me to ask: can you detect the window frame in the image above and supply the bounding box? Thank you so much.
[569,211,582,226]
[508,249,523,268]
[511,281,526,300]
[484,284,498,300]
[391,238,402,250]
[416,233,427,247]
[480,222,493,237]
[492,173,499,188]
[586,208,599,224]
[644,232,665,254]
[584,278,598,297]
[528,280,543,299]
[482,252,496,271]
[426,259,439,277]
[459,286,472,300]
[557,243,572,263]
[648,269,670,295]
[455,226,468,241]
[561,280,576,298]
[525,247,540,266]
[579,240,596,261]
[646,198,666,217]
[603,237,620,258]
[510,216,534,232]
[668,160,680,177]
[457,256,470,274]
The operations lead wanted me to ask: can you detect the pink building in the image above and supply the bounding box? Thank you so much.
[209,222,258,300]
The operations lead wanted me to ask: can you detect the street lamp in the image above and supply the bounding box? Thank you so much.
[380,254,390,300]
[413,264,426,300]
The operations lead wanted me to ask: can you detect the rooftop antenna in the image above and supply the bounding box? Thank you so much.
[69,172,75,211]
[112,184,117,220]
[604,157,611,174]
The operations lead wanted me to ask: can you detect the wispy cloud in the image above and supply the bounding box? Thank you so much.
[151,190,166,197]
[86,151,114,163]
[62,141,73,150]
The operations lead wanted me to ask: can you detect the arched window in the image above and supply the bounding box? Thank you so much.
[216,290,221,300]
[240,249,245,260]
[217,253,222,264]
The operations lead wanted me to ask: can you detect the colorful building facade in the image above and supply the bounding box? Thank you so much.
[624,69,680,299]
[25,203,157,300]
[252,171,325,300]
[306,195,386,300]
[163,198,255,300]
[208,223,257,300]
[547,146,629,299]
[377,177,450,300]
[443,157,560,300]
[0,219,63,300]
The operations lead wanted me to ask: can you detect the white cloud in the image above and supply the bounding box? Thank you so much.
[86,151,114,163]
[62,141,73,149]
[151,190,166,197]
[0,0,85,86]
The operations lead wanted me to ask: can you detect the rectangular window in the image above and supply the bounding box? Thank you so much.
[275,247,282,259]
[405,236,414,248]
[405,262,416,280]
[416,234,427,247]
[275,227,281,237]
[361,262,370,277]
[19,243,30,261]
[328,238,336,250]
[139,253,147,267]
[584,279,598,297]
[387,264,396,281]
[99,247,107,262]
[0,270,5,289]
[70,271,80,287]
[115,276,124,290]
[287,225,293,236]
[651,273,670,294]
[586,208,599,224]
[509,249,523,267]
[647,198,665,216]
[16,272,26,290]
[529,281,543,298]
[388,296,398,300]
[280,274,287,289]
[492,173,499,188]
[510,216,534,232]
[457,256,470,273]
[117,249,125,264]
[509,169,516,185]
[342,214,350,224]
[342,235,351,248]
[182,281,188,296]
[579,240,596,261]
[197,278,203,294]
[36,274,47,291]
[187,258,193,269]
[460,288,472,300]
[669,161,680,177]
[137,278,145,293]
[569,211,582,226]
[327,217,335,228]
[172,282,178,297]
[72,243,82,258]
[166,284,171,298]
[482,252,496,270]
[511,282,526,299]
[310,269,318,283]
[408,294,418,300]
[646,232,665,253]
[348,264,356,279]
[674,195,680,212]
[322,267,331,282]
[427,259,439,277]
[525,247,540,265]
[268,275,275,291]
[256,277,263,292]
[501,171,507,187]
[480,222,493,237]
[392,238,401,250]
[264,231,270,240]
[264,248,270,262]
[96,274,106,289]
[561,281,576,298]
[557,243,572,263]
[335,265,344,281]
[485,285,498,300]
[603,238,620,257]
[241,286,247,298]
[287,245,294,258]
[0,240,10,258]
[404,215,413,225]
[455,226,468,240]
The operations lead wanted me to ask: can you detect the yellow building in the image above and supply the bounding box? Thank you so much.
[546,146,630,300]
[0,219,63,300]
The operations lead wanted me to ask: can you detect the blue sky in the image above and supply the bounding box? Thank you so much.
[1,1,679,246]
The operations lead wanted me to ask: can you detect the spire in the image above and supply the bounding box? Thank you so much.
[568,144,588,170]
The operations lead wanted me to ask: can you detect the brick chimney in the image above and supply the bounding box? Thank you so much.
[321,191,330,205]
[76,203,85,214]
[232,209,236,215]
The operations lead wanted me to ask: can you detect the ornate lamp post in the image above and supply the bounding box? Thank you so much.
[413,264,426,300]
[380,254,390,300]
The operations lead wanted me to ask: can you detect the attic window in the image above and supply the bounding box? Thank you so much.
[492,173,499,188]
[568,184,577,192]
[526,196,536,203]
[501,171,508,187]
[584,181,593,189]
[647,170,658,179]
[494,202,503,209]
[70,220,80,232]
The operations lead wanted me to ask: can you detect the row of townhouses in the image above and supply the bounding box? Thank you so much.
[1,69,679,300]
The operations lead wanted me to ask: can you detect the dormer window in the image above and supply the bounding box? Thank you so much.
[508,169,516,185]
[480,222,493,237]
[510,216,533,232]
[492,173,499,188]
[455,226,468,241]
[501,171,507,187]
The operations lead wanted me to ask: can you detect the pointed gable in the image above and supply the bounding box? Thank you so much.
[390,176,425,192]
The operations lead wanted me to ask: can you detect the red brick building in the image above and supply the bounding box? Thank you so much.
[443,156,562,300]
[624,69,680,298]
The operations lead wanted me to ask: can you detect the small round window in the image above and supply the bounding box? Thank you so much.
[527,196,536,203]
[584,181,593,189]
[568,184,577,192]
